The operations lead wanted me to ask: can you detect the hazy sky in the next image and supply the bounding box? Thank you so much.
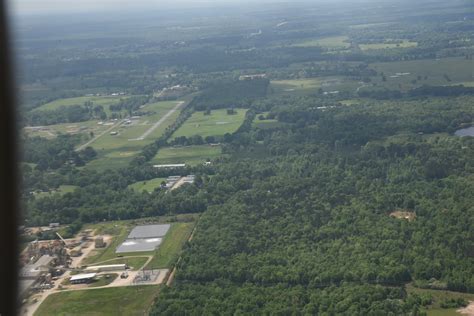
[10,0,281,15]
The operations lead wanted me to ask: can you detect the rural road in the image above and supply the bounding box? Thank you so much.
[130,101,184,141]
[75,121,122,152]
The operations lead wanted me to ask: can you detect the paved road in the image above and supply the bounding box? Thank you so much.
[130,101,184,141]
[75,121,122,152]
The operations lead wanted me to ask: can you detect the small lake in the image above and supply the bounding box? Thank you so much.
[455,127,474,137]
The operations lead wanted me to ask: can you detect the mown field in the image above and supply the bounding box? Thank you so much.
[269,77,359,95]
[33,185,78,199]
[151,145,225,166]
[24,120,111,139]
[370,57,474,89]
[128,177,167,193]
[171,109,247,139]
[359,40,418,50]
[35,286,159,316]
[84,101,181,170]
[146,222,195,269]
[291,36,350,49]
[34,95,130,115]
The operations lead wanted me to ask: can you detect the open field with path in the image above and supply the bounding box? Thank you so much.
[172,109,247,139]
[152,145,226,166]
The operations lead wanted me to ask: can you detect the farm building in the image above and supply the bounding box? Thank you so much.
[70,273,97,284]
[116,224,170,253]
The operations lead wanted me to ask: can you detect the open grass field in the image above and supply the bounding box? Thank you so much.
[34,95,130,115]
[24,120,111,140]
[146,222,194,269]
[128,177,167,192]
[34,285,159,316]
[151,145,225,166]
[292,35,350,49]
[370,57,474,90]
[171,109,247,139]
[269,77,359,96]
[359,40,418,50]
[34,185,78,199]
[406,284,474,316]
[84,101,182,170]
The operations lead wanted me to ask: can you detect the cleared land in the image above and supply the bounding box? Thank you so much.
[33,185,78,199]
[292,36,350,49]
[359,40,417,50]
[269,77,359,96]
[24,120,111,140]
[406,284,474,316]
[370,57,474,89]
[83,217,196,269]
[152,145,225,166]
[84,101,182,170]
[34,95,130,115]
[128,178,167,193]
[34,286,159,316]
[145,222,194,269]
[172,109,247,139]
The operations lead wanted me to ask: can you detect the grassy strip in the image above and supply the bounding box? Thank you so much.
[145,222,194,269]
[35,285,159,316]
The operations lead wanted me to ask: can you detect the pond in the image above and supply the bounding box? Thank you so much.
[455,127,474,137]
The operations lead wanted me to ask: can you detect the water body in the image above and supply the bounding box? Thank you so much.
[455,127,474,137]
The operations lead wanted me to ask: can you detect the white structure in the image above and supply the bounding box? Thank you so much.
[153,164,186,168]
[70,273,97,284]
[84,264,126,272]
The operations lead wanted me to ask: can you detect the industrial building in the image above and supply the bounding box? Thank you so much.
[116,224,170,253]
[70,273,97,284]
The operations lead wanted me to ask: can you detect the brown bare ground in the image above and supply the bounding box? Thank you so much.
[389,210,416,221]
[458,301,474,316]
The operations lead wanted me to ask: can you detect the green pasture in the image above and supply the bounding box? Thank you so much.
[128,178,167,193]
[172,109,247,139]
[152,145,225,166]
[34,285,159,316]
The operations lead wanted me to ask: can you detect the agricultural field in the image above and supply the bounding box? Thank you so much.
[33,95,129,115]
[171,109,247,139]
[84,100,182,170]
[33,185,79,199]
[35,286,159,316]
[370,57,474,89]
[253,112,282,129]
[359,40,417,51]
[128,178,167,193]
[151,145,226,166]
[291,36,350,49]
